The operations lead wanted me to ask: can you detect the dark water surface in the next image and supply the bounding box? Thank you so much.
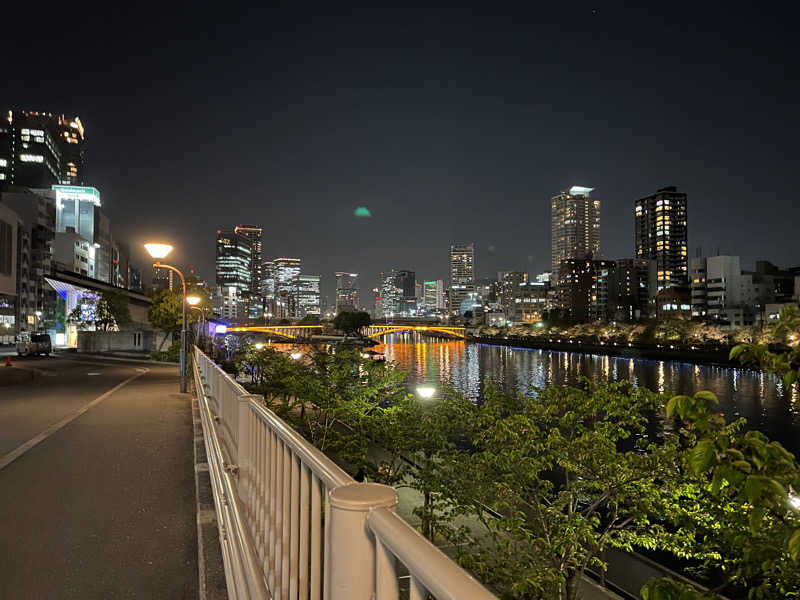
[372,334,800,456]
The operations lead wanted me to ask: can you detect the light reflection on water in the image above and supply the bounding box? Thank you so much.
[374,334,800,456]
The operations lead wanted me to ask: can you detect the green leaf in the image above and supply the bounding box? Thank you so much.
[688,440,716,475]
[749,506,766,533]
[729,345,746,360]
[789,529,800,562]
[744,475,772,503]
[732,460,752,473]
[693,390,718,406]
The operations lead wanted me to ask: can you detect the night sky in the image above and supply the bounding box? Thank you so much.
[6,3,800,303]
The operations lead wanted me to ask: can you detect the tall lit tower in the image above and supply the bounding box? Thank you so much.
[335,272,359,312]
[234,225,263,296]
[215,229,252,291]
[449,243,475,314]
[550,186,600,278]
[635,186,688,293]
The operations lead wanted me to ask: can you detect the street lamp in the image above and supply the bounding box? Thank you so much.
[187,295,205,340]
[145,242,188,393]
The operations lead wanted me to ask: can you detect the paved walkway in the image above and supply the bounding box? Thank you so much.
[0,356,198,599]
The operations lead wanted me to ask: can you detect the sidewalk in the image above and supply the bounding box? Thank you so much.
[0,361,198,599]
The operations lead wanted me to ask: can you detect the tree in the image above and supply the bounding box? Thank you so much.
[642,308,800,600]
[333,310,371,335]
[298,314,321,326]
[147,285,207,350]
[430,380,690,600]
[68,289,132,331]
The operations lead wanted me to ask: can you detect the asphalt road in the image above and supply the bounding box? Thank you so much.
[0,353,197,599]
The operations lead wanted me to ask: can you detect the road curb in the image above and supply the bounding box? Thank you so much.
[193,398,228,600]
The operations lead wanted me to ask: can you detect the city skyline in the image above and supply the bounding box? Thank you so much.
[3,5,800,301]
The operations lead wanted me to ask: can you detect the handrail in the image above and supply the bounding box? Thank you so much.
[366,507,496,600]
[247,399,352,491]
[192,355,269,599]
[193,345,498,600]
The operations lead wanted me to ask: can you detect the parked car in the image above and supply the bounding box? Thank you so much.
[16,332,52,357]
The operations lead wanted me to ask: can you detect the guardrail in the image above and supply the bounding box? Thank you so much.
[193,346,496,600]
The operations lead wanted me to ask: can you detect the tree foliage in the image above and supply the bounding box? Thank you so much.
[68,289,132,331]
[332,310,371,335]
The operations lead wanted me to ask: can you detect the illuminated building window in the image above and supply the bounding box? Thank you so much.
[19,153,44,163]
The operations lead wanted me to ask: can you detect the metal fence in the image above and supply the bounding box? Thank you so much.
[193,346,496,600]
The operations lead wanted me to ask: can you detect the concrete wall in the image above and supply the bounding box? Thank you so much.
[77,329,173,353]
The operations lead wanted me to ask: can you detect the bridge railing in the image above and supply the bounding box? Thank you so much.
[193,346,496,600]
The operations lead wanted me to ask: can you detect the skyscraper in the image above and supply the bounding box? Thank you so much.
[423,280,445,310]
[335,272,359,312]
[273,258,301,294]
[0,110,86,190]
[215,229,252,291]
[635,186,688,294]
[234,225,263,296]
[449,242,475,314]
[291,274,321,317]
[551,186,601,278]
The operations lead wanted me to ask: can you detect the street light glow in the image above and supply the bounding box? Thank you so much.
[254,343,264,350]
[416,385,436,399]
[290,351,303,360]
[144,243,173,259]
[790,493,800,510]
[186,295,201,306]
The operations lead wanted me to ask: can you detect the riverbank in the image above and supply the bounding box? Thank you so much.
[468,334,735,366]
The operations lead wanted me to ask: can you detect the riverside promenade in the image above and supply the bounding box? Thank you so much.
[0,353,198,599]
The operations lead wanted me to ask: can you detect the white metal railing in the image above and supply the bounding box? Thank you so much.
[193,346,496,600]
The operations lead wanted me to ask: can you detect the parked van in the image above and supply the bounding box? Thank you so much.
[16,332,52,357]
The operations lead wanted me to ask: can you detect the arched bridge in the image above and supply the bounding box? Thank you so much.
[363,325,466,339]
[227,325,323,340]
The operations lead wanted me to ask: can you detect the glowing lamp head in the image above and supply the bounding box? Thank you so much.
[290,351,303,360]
[215,325,228,334]
[144,243,173,260]
[186,295,201,306]
[254,343,265,350]
[416,385,436,399]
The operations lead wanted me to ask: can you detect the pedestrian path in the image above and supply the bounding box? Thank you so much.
[0,359,198,599]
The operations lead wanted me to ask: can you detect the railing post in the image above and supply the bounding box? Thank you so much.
[327,483,398,600]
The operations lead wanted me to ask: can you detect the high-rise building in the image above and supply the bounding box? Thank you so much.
[379,270,401,317]
[611,258,651,321]
[216,229,252,292]
[551,186,601,278]
[262,260,275,299]
[234,225,262,296]
[498,271,529,316]
[423,280,445,311]
[449,243,475,314]
[635,186,688,294]
[396,269,416,315]
[0,111,86,190]
[291,274,321,317]
[273,258,301,294]
[557,258,617,323]
[335,272,359,312]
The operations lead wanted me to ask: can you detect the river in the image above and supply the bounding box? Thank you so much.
[371,333,800,456]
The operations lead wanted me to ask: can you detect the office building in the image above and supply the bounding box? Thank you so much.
[0,110,86,190]
[234,225,263,296]
[273,258,301,294]
[291,275,321,317]
[216,229,252,291]
[551,186,600,278]
[396,269,417,315]
[423,280,446,311]
[635,186,688,294]
[335,272,359,312]
[0,202,19,334]
[379,270,402,317]
[449,243,475,314]
[498,271,528,317]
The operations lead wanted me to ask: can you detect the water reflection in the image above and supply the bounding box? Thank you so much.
[373,335,800,456]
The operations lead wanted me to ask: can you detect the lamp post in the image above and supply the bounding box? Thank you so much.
[145,243,188,393]
[187,295,204,340]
